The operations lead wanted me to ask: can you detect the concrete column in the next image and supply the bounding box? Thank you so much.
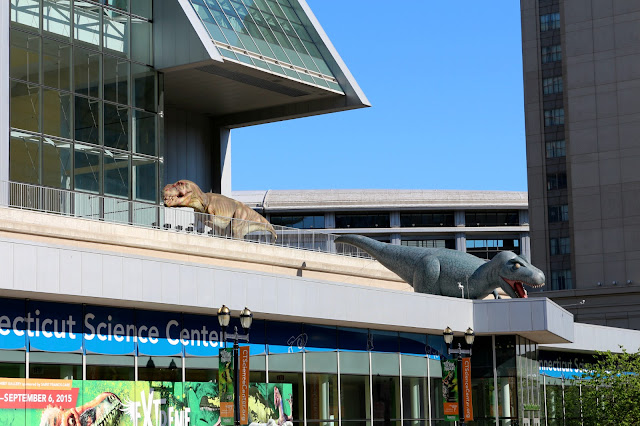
[325,212,335,229]
[1,0,10,191]
[520,232,531,262]
[320,375,330,420]
[519,209,529,226]
[391,233,401,245]
[390,211,400,227]
[455,232,466,252]
[454,211,465,227]
[501,382,511,419]
[219,128,232,196]
[410,378,420,420]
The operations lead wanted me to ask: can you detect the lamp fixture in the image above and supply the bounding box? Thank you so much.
[217,304,231,328]
[464,327,475,346]
[239,307,253,333]
[443,326,454,345]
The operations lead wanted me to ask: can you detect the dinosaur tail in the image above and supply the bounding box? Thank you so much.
[335,234,388,254]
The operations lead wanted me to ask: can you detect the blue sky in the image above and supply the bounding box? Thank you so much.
[231,1,527,192]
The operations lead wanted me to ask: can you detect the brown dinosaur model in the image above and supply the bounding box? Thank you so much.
[163,180,277,240]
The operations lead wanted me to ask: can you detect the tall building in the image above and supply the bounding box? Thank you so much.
[521,0,640,329]
[1,2,640,425]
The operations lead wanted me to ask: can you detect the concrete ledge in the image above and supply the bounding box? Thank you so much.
[0,207,406,290]
[473,298,574,344]
[540,322,640,353]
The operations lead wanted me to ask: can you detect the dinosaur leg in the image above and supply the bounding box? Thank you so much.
[492,289,501,300]
[412,255,441,295]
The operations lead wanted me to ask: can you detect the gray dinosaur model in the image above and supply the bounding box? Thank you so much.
[335,235,545,299]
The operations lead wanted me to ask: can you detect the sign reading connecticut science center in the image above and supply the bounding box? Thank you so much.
[0,299,232,356]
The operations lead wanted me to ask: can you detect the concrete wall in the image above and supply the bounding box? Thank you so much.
[562,0,640,290]
[1,1,9,185]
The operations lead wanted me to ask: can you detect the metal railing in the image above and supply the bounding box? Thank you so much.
[0,180,372,259]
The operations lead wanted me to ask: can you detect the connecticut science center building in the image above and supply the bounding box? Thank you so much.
[1,1,639,425]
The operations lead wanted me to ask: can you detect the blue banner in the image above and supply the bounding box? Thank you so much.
[28,301,83,352]
[183,313,222,356]
[136,309,183,356]
[84,305,136,355]
[0,298,27,350]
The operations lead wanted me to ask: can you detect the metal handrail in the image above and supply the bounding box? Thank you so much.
[0,180,372,259]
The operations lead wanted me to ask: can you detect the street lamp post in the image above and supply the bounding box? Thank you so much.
[218,305,253,426]
[443,327,475,426]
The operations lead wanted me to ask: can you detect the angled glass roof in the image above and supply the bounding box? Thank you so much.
[187,0,344,93]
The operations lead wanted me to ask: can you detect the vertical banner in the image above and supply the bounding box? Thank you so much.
[462,357,473,421]
[219,348,234,426]
[441,359,459,422]
[239,346,250,424]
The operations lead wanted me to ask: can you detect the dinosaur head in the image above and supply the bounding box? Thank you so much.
[40,392,122,426]
[163,180,205,210]
[491,251,545,298]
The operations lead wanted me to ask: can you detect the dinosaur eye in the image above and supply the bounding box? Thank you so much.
[514,262,521,269]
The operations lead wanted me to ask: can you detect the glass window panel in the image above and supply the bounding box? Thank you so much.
[306,372,338,421]
[11,80,40,132]
[10,131,40,184]
[402,375,428,421]
[131,64,156,111]
[219,47,238,60]
[185,356,218,382]
[43,39,72,90]
[42,137,72,189]
[30,352,82,379]
[103,0,128,12]
[132,110,155,155]
[10,29,41,84]
[43,0,71,39]
[138,356,182,382]
[11,0,41,31]
[372,374,400,421]
[132,155,157,202]
[371,352,399,376]
[131,17,152,65]
[0,350,26,378]
[86,354,134,380]
[339,352,369,375]
[103,9,129,57]
[104,55,129,105]
[131,0,152,19]
[74,46,101,98]
[306,352,337,374]
[43,88,72,139]
[267,321,303,354]
[104,103,129,150]
[193,4,228,44]
[104,150,129,198]
[74,1,101,46]
[340,373,371,420]
[338,327,369,352]
[74,143,100,193]
[74,95,100,144]
[267,62,286,76]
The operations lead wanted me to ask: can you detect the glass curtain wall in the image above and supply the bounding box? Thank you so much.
[9,0,161,206]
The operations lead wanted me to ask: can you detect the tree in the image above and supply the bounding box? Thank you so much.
[574,347,640,426]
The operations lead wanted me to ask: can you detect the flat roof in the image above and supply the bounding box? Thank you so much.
[233,189,529,211]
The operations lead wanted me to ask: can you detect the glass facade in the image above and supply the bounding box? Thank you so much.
[465,211,519,227]
[466,239,520,260]
[186,0,343,92]
[0,297,554,425]
[9,0,162,204]
[400,212,455,227]
[270,214,325,229]
[335,213,390,229]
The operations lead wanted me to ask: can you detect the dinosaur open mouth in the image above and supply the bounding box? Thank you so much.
[501,278,545,298]
[78,392,123,426]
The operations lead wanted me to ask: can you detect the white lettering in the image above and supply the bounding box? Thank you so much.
[148,326,159,344]
[114,323,125,342]
[167,320,180,345]
[84,313,96,341]
[138,325,148,344]
[41,318,53,338]
[13,316,24,337]
[0,316,10,336]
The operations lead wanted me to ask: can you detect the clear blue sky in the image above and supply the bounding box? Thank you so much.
[231,1,526,192]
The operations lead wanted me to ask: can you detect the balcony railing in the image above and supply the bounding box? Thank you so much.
[0,181,371,259]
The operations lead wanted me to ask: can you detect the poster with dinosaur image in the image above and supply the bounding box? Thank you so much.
[0,377,292,425]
